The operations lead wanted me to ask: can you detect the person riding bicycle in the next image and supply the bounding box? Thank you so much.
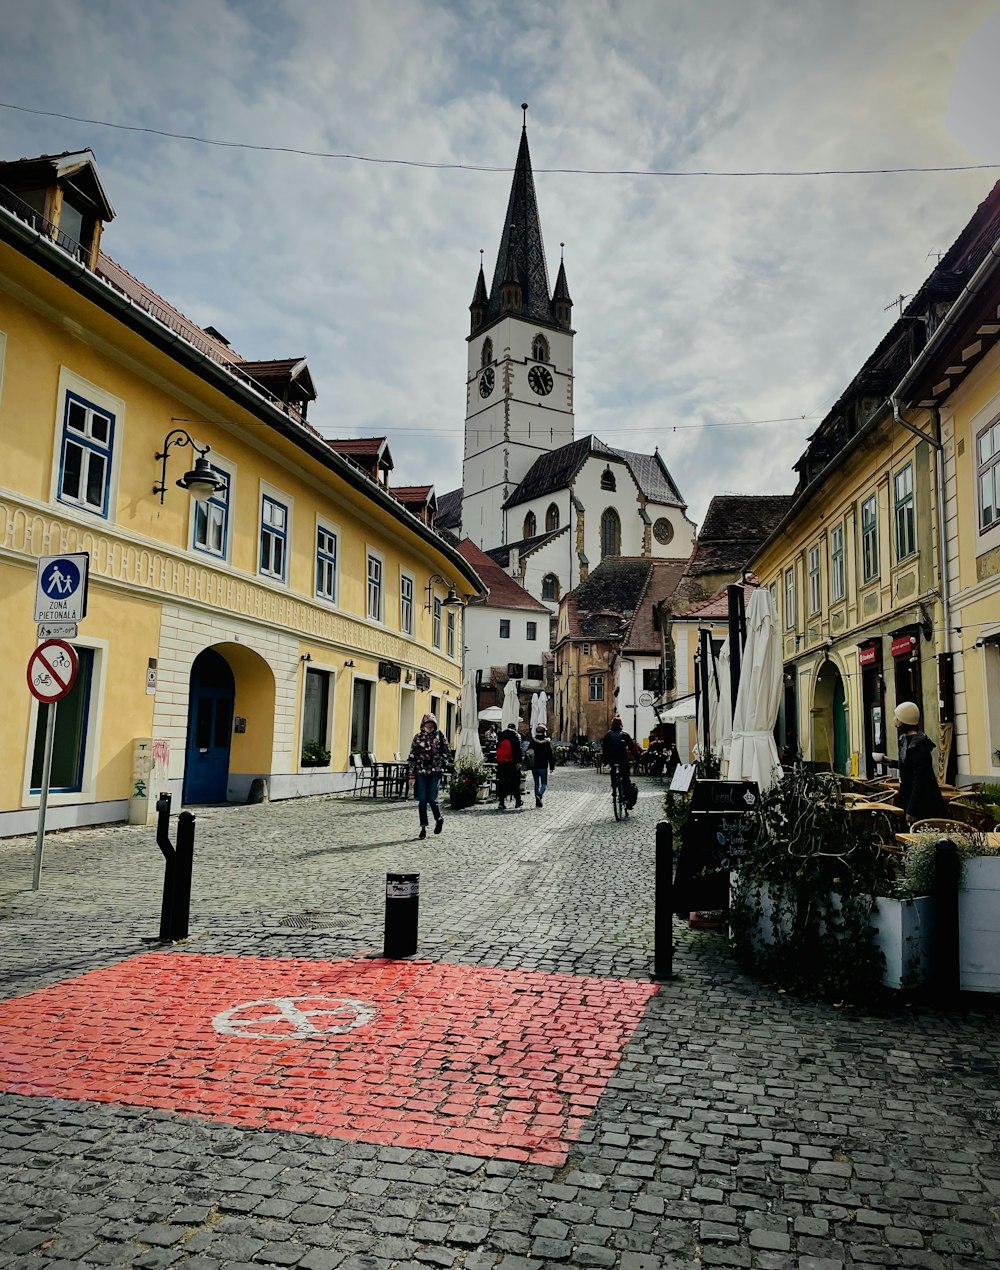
[602,716,640,809]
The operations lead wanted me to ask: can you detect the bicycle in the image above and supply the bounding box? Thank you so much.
[609,763,629,821]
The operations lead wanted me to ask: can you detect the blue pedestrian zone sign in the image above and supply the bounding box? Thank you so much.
[34,553,90,623]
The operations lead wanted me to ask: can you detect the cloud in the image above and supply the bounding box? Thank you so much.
[1,0,997,524]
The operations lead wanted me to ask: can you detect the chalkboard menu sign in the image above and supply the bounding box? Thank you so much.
[690,780,759,813]
[673,779,760,915]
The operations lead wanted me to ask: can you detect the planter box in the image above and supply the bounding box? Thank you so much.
[735,860,1000,993]
[960,857,1000,992]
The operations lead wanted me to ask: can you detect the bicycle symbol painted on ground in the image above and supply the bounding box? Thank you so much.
[211,995,377,1040]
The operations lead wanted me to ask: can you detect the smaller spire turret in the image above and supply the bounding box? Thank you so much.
[552,242,573,328]
[469,248,488,333]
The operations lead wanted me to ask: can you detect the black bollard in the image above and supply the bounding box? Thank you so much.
[172,812,196,941]
[932,837,961,1001]
[155,793,176,943]
[383,872,419,958]
[652,820,674,981]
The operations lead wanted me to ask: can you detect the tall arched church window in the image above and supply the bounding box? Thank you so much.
[523,511,537,539]
[532,333,549,363]
[542,574,560,601]
[601,508,621,559]
[600,467,616,491]
[545,503,560,532]
[481,337,493,368]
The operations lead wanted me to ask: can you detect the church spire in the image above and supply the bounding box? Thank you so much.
[469,249,488,333]
[552,242,573,328]
[485,103,555,326]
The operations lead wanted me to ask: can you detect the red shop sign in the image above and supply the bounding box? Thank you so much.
[891,635,917,658]
[858,644,879,667]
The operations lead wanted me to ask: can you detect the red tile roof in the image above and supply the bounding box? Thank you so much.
[326,437,388,456]
[457,539,550,611]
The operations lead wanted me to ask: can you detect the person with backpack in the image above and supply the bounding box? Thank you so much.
[601,716,641,810]
[407,712,452,839]
[529,726,556,807]
[494,723,523,810]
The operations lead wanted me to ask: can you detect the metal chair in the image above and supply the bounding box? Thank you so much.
[350,752,376,797]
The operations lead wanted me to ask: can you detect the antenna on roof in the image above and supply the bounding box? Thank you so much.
[926,249,943,264]
[883,293,911,316]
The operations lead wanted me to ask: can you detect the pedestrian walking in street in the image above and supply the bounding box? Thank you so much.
[494,722,523,810]
[890,701,947,825]
[530,726,555,807]
[407,713,452,839]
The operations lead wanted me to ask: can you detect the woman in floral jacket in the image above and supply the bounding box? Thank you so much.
[407,713,452,840]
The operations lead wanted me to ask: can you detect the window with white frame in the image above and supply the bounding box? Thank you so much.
[589,674,605,701]
[302,668,332,761]
[58,391,115,517]
[433,596,442,648]
[784,567,795,630]
[30,648,96,792]
[861,493,879,582]
[400,572,414,635]
[831,523,845,602]
[808,544,821,615]
[367,553,383,621]
[769,579,778,611]
[894,463,916,559]
[447,610,456,657]
[315,525,338,602]
[977,415,1000,532]
[259,494,288,581]
[193,464,230,559]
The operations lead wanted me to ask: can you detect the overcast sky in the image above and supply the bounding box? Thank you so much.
[2,0,999,525]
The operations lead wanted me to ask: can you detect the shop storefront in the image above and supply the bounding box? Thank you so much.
[890,628,922,713]
[859,639,886,777]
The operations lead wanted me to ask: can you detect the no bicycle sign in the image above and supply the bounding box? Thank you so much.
[27,639,79,704]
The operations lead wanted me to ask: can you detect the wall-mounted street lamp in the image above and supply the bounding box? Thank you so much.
[424,573,464,612]
[154,428,226,504]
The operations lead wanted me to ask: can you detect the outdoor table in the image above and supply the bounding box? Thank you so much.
[896,830,1000,848]
[845,801,903,815]
[373,761,408,799]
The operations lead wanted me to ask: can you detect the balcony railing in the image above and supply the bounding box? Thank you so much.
[0,184,91,266]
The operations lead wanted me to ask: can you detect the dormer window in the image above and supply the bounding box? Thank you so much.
[600,467,616,492]
[532,333,550,363]
[481,337,493,368]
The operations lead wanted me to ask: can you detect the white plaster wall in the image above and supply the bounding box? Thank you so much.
[615,654,661,744]
[517,530,573,619]
[645,499,697,558]
[464,602,548,688]
[505,489,570,546]
[152,603,300,803]
[573,454,645,563]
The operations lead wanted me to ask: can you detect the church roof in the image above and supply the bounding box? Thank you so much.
[503,435,615,509]
[436,487,463,530]
[484,121,557,328]
[605,445,685,507]
[456,539,550,612]
[486,527,565,566]
[553,259,572,304]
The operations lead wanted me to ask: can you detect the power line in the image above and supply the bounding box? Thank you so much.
[3,101,998,178]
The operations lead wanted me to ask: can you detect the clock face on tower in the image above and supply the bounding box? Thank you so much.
[479,367,495,398]
[653,518,674,545]
[528,365,553,396]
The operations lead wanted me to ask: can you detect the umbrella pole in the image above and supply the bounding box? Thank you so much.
[699,627,713,758]
[726,583,745,713]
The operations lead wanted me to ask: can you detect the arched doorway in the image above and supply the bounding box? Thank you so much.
[184,648,235,803]
[813,659,848,775]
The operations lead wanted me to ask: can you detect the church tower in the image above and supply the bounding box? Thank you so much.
[461,106,575,549]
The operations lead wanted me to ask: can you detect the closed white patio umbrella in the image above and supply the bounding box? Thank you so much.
[709,638,733,764]
[501,678,520,730]
[455,674,483,765]
[726,586,783,792]
[530,690,548,733]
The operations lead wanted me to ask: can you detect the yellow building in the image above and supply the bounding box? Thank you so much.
[747,182,1000,783]
[0,150,481,836]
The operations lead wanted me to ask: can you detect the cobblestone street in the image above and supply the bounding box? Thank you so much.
[1,768,999,1270]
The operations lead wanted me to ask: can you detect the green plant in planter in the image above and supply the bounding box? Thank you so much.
[728,764,888,1000]
[893,828,998,898]
[301,740,331,767]
[553,745,569,766]
[449,760,488,810]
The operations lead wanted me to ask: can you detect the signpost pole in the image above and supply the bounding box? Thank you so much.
[32,702,58,891]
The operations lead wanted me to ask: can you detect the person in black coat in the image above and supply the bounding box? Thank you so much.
[892,701,947,825]
[529,726,556,807]
[494,723,523,810]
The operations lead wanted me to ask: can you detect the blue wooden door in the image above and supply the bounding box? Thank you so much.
[184,649,234,804]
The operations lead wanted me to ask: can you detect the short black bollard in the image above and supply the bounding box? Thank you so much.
[652,820,674,981]
[154,793,196,943]
[384,872,419,958]
[932,837,961,1001]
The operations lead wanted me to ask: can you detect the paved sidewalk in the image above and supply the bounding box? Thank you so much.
[1,769,999,1270]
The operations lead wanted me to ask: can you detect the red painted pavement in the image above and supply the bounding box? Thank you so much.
[0,954,656,1164]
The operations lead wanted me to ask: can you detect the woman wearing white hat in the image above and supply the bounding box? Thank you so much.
[892,701,946,825]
